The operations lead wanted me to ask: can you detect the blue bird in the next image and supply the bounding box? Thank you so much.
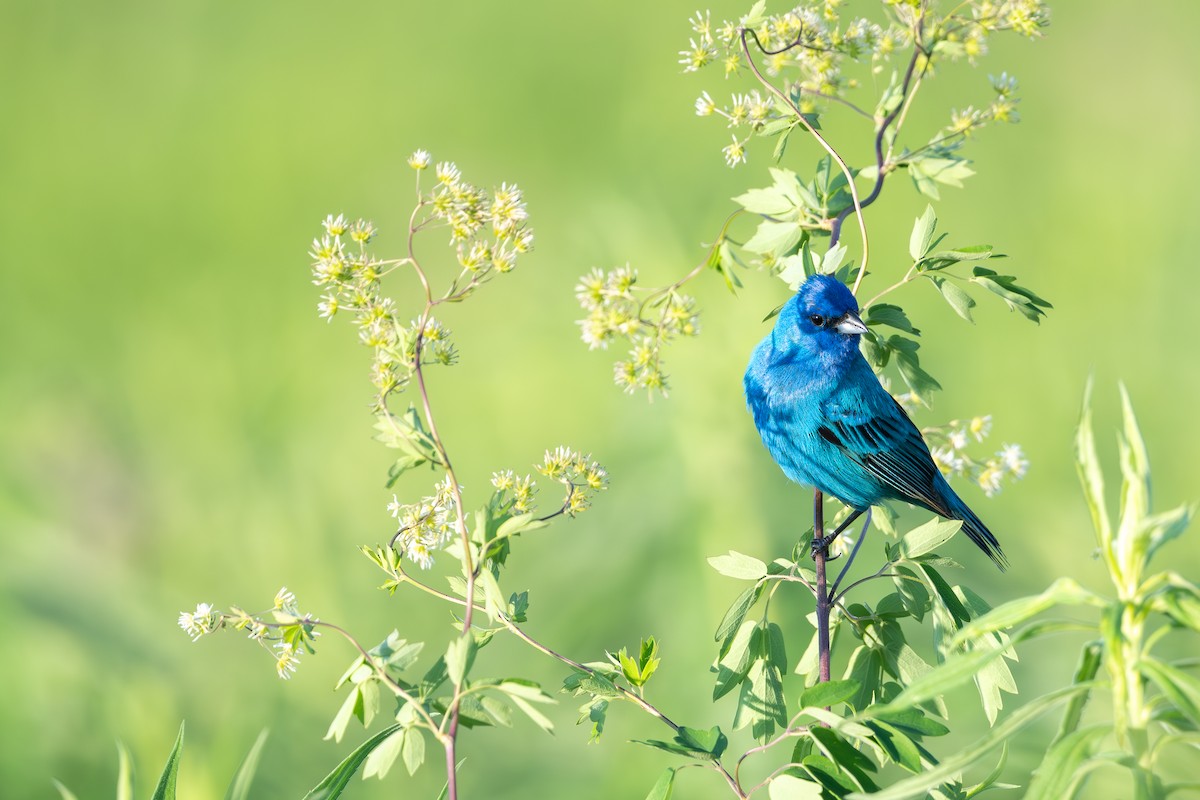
[744,274,1006,569]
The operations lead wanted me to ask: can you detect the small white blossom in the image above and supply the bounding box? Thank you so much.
[275,642,301,680]
[722,136,747,167]
[998,442,1029,478]
[178,603,218,641]
[407,149,431,170]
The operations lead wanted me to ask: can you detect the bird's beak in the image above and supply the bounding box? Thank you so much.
[835,310,868,335]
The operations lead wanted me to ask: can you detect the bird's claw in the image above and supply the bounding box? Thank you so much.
[810,535,840,561]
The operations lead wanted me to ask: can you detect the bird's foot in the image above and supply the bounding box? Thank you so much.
[810,535,841,561]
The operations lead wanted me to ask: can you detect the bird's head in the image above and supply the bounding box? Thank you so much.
[772,274,867,360]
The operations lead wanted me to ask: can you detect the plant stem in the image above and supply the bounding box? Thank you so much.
[813,490,831,686]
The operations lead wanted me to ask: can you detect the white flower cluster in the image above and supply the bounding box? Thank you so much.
[575,266,700,396]
[927,415,1029,497]
[389,475,458,569]
[536,446,608,516]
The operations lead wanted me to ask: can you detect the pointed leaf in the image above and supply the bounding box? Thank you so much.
[909,206,937,261]
[150,723,185,800]
[847,684,1093,800]
[770,774,825,799]
[931,277,975,322]
[117,742,133,800]
[899,519,962,560]
[708,551,768,580]
[644,768,677,800]
[1025,726,1108,800]
[801,679,860,710]
[303,724,403,800]
[224,730,268,800]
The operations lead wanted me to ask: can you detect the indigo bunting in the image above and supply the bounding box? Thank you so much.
[744,274,1006,569]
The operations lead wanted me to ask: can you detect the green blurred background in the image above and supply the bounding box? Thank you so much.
[3,1,1198,797]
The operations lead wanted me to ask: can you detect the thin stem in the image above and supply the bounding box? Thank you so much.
[740,29,870,283]
[830,509,872,597]
[862,262,919,309]
[833,567,902,605]
[734,716,810,787]
[831,26,927,295]
[813,490,831,686]
[313,620,443,736]
[500,616,746,798]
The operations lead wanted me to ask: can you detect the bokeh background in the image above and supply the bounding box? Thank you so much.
[3,1,1199,797]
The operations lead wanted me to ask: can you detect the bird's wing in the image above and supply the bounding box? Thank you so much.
[817,392,950,516]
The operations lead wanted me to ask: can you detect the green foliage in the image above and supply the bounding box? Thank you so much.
[161,3,1190,800]
[951,385,1199,799]
[55,726,269,800]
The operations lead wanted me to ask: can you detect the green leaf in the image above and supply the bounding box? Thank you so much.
[224,730,268,800]
[507,692,555,733]
[847,684,1094,800]
[931,277,975,322]
[874,708,949,738]
[633,726,728,760]
[401,727,425,776]
[563,669,623,699]
[1075,380,1114,553]
[1025,726,1108,800]
[769,774,825,799]
[715,618,758,700]
[909,205,937,261]
[963,743,1011,798]
[870,647,1004,715]
[374,407,441,481]
[745,220,804,257]
[1056,641,1103,740]
[970,266,1051,323]
[644,768,677,800]
[864,720,923,772]
[476,569,507,621]
[1154,583,1200,631]
[445,635,476,686]
[325,686,361,743]
[150,722,185,800]
[370,631,425,674]
[911,157,975,189]
[638,637,662,685]
[1140,657,1200,724]
[708,551,768,580]
[302,724,402,800]
[801,679,860,710]
[52,781,80,800]
[716,584,763,647]
[923,244,995,267]
[950,578,1104,647]
[888,336,942,405]
[734,642,788,741]
[863,303,919,334]
[899,518,962,560]
[820,242,848,275]
[362,727,405,780]
[117,741,133,800]
[893,566,930,621]
[495,512,551,540]
[809,727,879,791]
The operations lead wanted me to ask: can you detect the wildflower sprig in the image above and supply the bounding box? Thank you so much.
[178,587,321,680]
[923,414,1029,497]
[309,153,532,414]
[575,265,702,396]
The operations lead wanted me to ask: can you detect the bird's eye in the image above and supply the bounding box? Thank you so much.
[808,314,825,327]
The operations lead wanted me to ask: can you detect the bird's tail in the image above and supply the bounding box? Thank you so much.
[945,490,1007,571]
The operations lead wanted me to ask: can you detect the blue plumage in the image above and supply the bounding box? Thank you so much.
[745,274,1006,569]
